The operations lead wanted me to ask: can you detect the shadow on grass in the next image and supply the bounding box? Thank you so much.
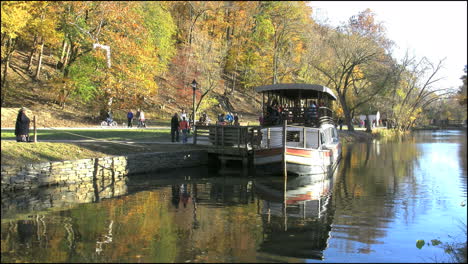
[72,141,205,157]
[1,129,172,141]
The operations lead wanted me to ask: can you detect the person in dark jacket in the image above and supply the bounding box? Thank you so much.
[15,107,30,142]
[171,113,180,142]
[127,110,134,128]
[233,113,240,126]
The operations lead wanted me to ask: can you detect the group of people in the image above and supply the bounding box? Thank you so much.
[170,109,191,143]
[263,99,282,125]
[304,101,320,127]
[261,99,328,127]
[126,109,146,128]
[216,112,240,126]
[170,109,241,143]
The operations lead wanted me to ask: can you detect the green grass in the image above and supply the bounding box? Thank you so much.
[0,128,210,166]
[1,140,206,166]
[1,141,105,165]
[1,128,171,141]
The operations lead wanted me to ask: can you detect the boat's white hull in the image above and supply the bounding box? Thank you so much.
[254,143,341,176]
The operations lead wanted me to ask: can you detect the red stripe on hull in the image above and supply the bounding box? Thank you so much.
[286,148,313,157]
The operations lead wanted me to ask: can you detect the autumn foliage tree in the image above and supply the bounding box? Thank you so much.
[1,1,462,129]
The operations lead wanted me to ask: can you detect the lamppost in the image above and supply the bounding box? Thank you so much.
[190,79,198,126]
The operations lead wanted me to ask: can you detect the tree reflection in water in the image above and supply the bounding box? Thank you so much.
[1,131,466,263]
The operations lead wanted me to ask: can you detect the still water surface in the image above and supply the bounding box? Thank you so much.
[1,130,466,263]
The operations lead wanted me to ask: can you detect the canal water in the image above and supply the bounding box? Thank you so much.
[1,130,466,263]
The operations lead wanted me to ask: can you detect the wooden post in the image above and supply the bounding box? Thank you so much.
[193,125,197,145]
[303,127,306,148]
[222,126,225,155]
[267,128,271,148]
[244,127,248,150]
[237,126,241,150]
[33,116,37,143]
[215,125,218,150]
[283,120,287,178]
[283,119,288,231]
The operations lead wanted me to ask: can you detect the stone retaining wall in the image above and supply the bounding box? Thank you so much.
[1,150,208,191]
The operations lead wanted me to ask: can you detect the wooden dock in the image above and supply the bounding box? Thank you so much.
[193,124,262,168]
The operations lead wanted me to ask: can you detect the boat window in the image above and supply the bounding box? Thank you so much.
[322,127,334,145]
[287,131,300,142]
[305,129,320,149]
[332,127,339,143]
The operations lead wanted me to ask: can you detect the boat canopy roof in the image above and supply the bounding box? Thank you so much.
[255,83,337,101]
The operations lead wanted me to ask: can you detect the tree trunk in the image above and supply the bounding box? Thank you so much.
[1,38,15,106]
[365,114,372,133]
[231,64,237,94]
[34,39,45,80]
[27,35,38,72]
[1,56,10,106]
[60,39,68,62]
[62,43,71,71]
[1,32,7,47]
[273,47,278,84]
[344,110,354,131]
[339,94,354,131]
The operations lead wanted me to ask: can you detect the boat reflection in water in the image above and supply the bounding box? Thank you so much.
[255,170,336,260]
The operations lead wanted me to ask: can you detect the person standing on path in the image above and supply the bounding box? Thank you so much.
[106,110,113,125]
[225,112,233,125]
[136,109,141,126]
[127,110,134,128]
[179,116,190,144]
[138,110,146,128]
[15,107,30,142]
[171,113,180,142]
[233,113,240,126]
[338,118,343,130]
[180,109,187,121]
[140,110,145,127]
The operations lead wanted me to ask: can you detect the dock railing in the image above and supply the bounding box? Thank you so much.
[193,124,262,156]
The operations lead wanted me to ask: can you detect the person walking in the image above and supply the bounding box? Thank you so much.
[234,113,240,126]
[179,116,190,144]
[106,110,113,125]
[136,109,141,126]
[180,109,187,121]
[171,113,180,142]
[138,110,146,128]
[127,110,134,128]
[225,112,234,125]
[15,107,30,142]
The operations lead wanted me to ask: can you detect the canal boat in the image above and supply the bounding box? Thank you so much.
[253,83,342,176]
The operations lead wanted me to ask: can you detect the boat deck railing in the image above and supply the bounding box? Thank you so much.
[263,106,334,127]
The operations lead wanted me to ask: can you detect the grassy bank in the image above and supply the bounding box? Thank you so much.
[1,128,209,166]
[371,127,410,142]
[1,140,206,166]
[1,128,171,141]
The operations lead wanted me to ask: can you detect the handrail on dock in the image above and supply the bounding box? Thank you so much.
[193,124,262,154]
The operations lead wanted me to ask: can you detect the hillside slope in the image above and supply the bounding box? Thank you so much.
[1,49,262,128]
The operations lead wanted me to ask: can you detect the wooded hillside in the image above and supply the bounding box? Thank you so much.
[1,1,466,130]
